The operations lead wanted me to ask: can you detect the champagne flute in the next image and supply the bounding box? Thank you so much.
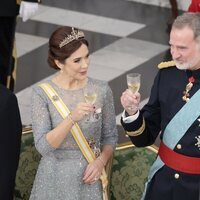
[83,82,98,121]
[126,73,141,111]
[127,73,141,94]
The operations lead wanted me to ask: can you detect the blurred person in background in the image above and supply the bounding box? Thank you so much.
[0,84,22,200]
[0,0,39,91]
[188,0,200,12]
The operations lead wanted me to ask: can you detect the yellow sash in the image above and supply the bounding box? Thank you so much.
[39,83,108,200]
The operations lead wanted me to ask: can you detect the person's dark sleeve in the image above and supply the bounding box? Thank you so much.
[0,93,22,200]
[121,71,161,147]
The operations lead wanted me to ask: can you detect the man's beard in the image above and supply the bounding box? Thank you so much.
[175,55,200,70]
[175,61,191,70]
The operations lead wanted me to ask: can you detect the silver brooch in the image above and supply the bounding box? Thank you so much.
[195,136,200,150]
[52,95,59,101]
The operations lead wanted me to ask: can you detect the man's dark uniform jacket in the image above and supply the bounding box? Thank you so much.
[0,84,22,200]
[121,63,200,200]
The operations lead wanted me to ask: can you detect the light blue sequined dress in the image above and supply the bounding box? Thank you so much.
[29,77,118,200]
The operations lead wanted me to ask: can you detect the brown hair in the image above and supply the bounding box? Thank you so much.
[48,26,89,70]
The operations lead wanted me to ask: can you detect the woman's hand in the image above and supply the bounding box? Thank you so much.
[82,158,104,185]
[120,89,141,116]
[71,102,95,122]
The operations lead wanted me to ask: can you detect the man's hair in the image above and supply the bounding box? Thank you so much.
[172,13,200,42]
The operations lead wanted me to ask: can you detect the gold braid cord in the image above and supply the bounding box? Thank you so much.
[126,118,145,136]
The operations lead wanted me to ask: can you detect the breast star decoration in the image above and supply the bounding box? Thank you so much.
[195,135,200,150]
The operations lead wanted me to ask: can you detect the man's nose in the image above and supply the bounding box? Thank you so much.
[171,48,181,60]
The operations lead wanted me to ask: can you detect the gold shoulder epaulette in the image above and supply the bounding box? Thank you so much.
[158,61,176,69]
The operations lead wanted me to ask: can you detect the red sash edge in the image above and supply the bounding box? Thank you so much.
[159,141,200,174]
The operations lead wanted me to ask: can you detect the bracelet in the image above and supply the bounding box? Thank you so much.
[97,155,106,167]
[67,112,75,125]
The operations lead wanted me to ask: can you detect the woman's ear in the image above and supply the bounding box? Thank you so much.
[54,59,63,70]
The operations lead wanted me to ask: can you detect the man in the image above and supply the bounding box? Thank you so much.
[120,13,200,200]
[0,0,38,91]
[0,84,22,199]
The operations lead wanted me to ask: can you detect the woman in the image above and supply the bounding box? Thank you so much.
[30,26,118,200]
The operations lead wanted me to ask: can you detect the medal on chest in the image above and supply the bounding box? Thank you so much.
[182,76,195,102]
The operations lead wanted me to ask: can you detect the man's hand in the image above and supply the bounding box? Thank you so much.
[19,1,39,22]
[120,89,141,116]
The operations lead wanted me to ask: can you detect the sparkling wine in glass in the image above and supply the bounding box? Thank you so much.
[84,82,98,121]
[84,93,97,105]
[126,73,141,111]
[127,73,141,94]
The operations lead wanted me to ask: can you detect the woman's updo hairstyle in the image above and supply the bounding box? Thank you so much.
[48,26,89,70]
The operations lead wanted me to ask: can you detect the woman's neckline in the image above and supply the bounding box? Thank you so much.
[49,77,89,91]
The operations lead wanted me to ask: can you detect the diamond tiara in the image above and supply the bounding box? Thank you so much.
[59,27,85,48]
